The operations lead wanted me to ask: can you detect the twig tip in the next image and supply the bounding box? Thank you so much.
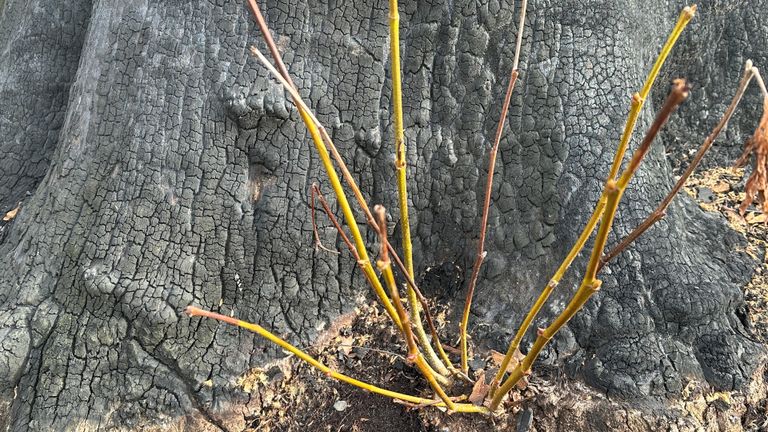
[185,305,203,317]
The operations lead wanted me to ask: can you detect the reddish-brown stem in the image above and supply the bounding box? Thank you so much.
[245,0,295,86]
[460,69,520,373]
[311,184,357,258]
[459,0,528,374]
[374,206,457,409]
[491,80,690,410]
[317,127,457,374]
[600,64,757,270]
[310,184,341,255]
[374,206,418,359]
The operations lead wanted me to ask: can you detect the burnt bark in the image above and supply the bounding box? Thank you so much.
[0,0,763,430]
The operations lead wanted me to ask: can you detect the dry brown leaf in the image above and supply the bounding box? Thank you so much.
[468,371,490,405]
[337,335,355,356]
[711,181,731,193]
[3,203,20,221]
[489,348,524,374]
[746,212,767,224]
[735,98,768,217]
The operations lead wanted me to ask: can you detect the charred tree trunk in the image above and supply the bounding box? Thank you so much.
[0,0,764,430]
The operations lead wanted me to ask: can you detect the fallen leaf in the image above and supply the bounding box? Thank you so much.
[711,181,731,193]
[3,203,20,221]
[515,375,529,390]
[489,348,524,374]
[705,391,732,405]
[468,371,490,405]
[734,98,768,217]
[746,212,767,224]
[337,335,355,356]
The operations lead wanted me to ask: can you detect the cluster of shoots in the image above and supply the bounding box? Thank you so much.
[186,0,768,415]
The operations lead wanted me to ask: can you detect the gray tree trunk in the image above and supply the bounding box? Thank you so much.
[0,0,764,430]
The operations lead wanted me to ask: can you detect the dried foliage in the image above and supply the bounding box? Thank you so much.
[735,98,768,215]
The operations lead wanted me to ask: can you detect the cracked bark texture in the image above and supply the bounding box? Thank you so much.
[0,0,763,430]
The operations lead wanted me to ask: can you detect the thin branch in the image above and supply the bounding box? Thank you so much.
[186,306,487,413]
[312,184,357,257]
[490,79,690,411]
[753,66,768,99]
[385,0,451,378]
[488,4,697,396]
[374,206,456,409]
[310,184,341,255]
[510,0,528,72]
[460,0,528,375]
[600,61,758,270]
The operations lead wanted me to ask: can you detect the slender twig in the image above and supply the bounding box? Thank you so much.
[248,44,455,376]
[375,207,419,360]
[313,186,451,384]
[753,67,768,99]
[374,206,457,409]
[311,184,357,258]
[490,80,690,411]
[460,0,528,375]
[386,0,450,377]
[245,2,403,331]
[310,184,341,255]
[185,306,487,413]
[600,61,759,270]
[394,395,469,410]
[387,0,412,276]
[489,5,697,396]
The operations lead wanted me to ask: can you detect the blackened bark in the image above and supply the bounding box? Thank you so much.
[0,0,763,430]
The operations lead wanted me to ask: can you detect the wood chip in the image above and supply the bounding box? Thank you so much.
[3,203,20,221]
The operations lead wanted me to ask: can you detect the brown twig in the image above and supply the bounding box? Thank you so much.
[600,62,758,269]
[311,184,357,258]
[374,206,457,409]
[490,79,690,411]
[460,0,528,374]
[310,184,341,255]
